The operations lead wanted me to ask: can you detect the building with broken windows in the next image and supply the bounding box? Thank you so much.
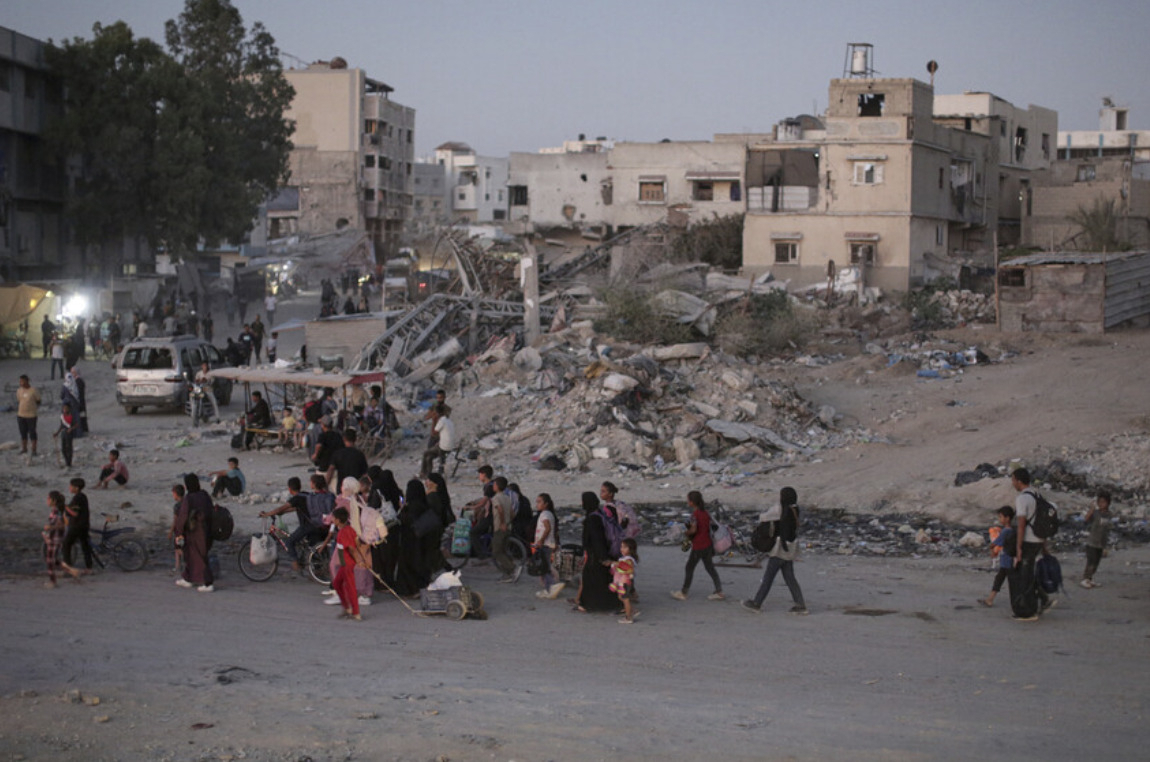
[410,161,449,235]
[741,75,1055,291]
[278,59,415,257]
[506,138,745,238]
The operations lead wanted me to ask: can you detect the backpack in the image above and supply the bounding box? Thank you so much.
[751,505,799,554]
[306,491,335,525]
[211,504,235,541]
[302,399,322,424]
[1027,490,1060,539]
[711,522,733,554]
[1036,553,1063,594]
[609,500,641,540]
[599,507,625,560]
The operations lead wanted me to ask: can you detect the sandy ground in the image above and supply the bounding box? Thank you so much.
[1,291,1148,760]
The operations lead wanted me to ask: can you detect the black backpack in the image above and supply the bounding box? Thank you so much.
[1027,490,1060,539]
[751,506,799,553]
[211,504,235,542]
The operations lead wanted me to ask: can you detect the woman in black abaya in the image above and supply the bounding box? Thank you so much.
[576,491,616,612]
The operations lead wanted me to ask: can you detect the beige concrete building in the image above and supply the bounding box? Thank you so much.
[432,142,509,224]
[281,60,415,257]
[742,77,1055,291]
[1022,157,1150,251]
[1060,100,1150,161]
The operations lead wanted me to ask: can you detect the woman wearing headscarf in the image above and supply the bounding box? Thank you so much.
[393,479,431,596]
[424,473,454,573]
[173,473,215,591]
[576,491,616,612]
[370,469,404,589]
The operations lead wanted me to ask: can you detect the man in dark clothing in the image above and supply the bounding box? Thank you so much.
[250,316,265,363]
[41,315,56,358]
[238,325,255,366]
[244,391,273,450]
[311,416,344,473]
[327,429,369,489]
[224,337,244,366]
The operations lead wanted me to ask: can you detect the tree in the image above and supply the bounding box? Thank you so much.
[45,0,293,261]
[670,213,744,270]
[1066,196,1127,252]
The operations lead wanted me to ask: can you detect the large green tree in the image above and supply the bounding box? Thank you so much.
[46,0,293,260]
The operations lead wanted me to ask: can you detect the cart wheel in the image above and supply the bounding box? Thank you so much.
[446,600,467,621]
[468,590,485,611]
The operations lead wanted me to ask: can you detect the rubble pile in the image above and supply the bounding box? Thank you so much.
[428,320,888,478]
[1031,434,1150,507]
[926,289,996,326]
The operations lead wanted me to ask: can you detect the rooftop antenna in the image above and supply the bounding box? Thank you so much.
[926,60,939,88]
[843,43,874,78]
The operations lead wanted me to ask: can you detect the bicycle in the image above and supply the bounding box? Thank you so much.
[440,516,528,573]
[56,512,148,572]
[709,501,768,569]
[237,518,331,584]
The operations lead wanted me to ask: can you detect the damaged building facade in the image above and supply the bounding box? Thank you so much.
[278,59,415,257]
[506,138,744,239]
[432,142,509,224]
[741,75,1056,292]
[1022,156,1150,251]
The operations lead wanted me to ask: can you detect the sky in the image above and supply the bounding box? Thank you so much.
[4,0,1149,159]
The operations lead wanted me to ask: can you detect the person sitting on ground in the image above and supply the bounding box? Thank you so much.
[243,391,273,449]
[95,449,129,489]
[210,457,246,498]
[419,403,456,478]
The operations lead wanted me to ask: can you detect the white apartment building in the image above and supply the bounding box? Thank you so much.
[433,142,509,224]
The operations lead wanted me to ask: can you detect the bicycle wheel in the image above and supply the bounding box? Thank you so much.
[305,544,332,585]
[506,536,529,566]
[112,538,148,571]
[237,538,279,581]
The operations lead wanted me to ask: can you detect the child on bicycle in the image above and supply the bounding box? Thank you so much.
[610,537,639,624]
[169,484,186,576]
[43,490,67,587]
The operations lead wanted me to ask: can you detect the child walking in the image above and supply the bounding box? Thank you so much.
[1081,491,1112,588]
[42,491,68,587]
[610,538,639,624]
[168,484,186,576]
[331,507,368,621]
[671,490,724,601]
[979,506,1016,607]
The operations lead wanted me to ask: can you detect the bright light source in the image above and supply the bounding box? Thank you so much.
[62,294,88,318]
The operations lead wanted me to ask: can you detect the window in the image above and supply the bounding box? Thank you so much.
[852,162,883,185]
[692,181,714,201]
[407,129,413,144]
[730,181,741,202]
[999,268,1025,287]
[963,117,972,131]
[1014,127,1028,162]
[498,190,503,202]
[850,242,876,266]
[639,181,665,203]
[857,93,884,117]
[939,167,944,189]
[936,224,944,245]
[999,121,1007,137]
[774,242,799,264]
[365,155,376,168]
[493,209,506,220]
[0,61,10,92]
[1041,133,1051,160]
[1076,165,1096,182]
[364,120,376,134]
[457,192,466,201]
[365,189,375,201]
[510,185,528,206]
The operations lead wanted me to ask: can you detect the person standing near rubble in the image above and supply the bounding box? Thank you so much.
[1081,491,1113,589]
[1010,468,1052,620]
[742,487,807,615]
[419,404,456,478]
[575,491,616,612]
[671,491,725,602]
[491,477,518,582]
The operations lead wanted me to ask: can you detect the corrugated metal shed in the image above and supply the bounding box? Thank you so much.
[997,250,1150,332]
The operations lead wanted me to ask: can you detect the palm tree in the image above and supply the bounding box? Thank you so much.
[1066,197,1126,252]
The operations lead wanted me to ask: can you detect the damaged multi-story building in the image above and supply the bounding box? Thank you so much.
[741,47,1056,291]
[274,58,415,258]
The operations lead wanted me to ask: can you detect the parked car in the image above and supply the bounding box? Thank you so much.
[114,336,233,414]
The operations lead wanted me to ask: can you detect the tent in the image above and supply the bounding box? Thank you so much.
[0,284,50,325]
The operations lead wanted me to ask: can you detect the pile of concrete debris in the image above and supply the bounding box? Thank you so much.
[928,288,996,325]
[409,319,888,479]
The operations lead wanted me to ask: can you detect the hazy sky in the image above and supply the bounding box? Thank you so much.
[5,0,1148,158]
